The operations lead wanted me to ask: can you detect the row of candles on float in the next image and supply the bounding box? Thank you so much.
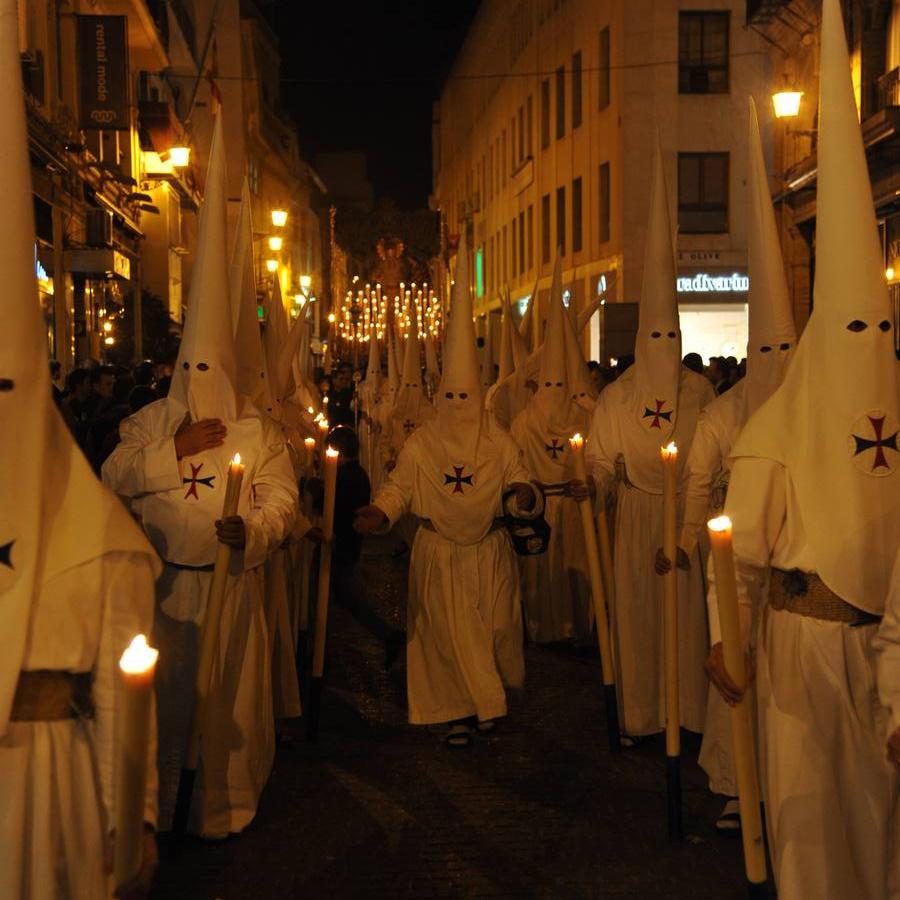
[334,281,443,345]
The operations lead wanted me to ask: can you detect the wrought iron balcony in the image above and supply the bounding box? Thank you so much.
[746,0,793,25]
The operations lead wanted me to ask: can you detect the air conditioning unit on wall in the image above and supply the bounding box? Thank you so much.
[86,209,114,248]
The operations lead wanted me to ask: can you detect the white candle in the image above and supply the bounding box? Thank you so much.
[659,441,679,758]
[312,447,340,678]
[114,635,159,887]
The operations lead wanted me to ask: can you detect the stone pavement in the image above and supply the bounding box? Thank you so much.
[151,537,761,899]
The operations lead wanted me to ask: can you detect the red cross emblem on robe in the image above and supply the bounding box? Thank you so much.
[183,462,217,499]
[642,399,673,430]
[545,438,565,460]
[443,465,474,495]
[849,410,899,476]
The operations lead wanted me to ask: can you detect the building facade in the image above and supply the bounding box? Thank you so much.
[432,0,777,364]
[18,0,326,372]
[750,0,900,355]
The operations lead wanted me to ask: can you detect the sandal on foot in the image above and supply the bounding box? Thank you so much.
[619,734,646,749]
[476,719,497,734]
[445,722,474,748]
[715,798,741,833]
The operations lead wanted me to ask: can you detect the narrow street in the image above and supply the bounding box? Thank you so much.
[152,536,750,899]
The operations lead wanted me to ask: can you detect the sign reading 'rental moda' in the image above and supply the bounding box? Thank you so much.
[676,272,750,293]
[77,15,129,131]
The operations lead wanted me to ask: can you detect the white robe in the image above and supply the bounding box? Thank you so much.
[373,423,540,724]
[0,554,158,900]
[712,458,900,900]
[510,404,592,643]
[586,367,714,736]
[102,397,297,837]
[680,383,745,797]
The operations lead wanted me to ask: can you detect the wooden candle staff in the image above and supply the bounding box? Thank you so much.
[569,434,620,753]
[596,503,616,611]
[660,440,682,840]
[172,452,244,841]
[307,445,339,741]
[707,516,768,897]
[114,634,158,887]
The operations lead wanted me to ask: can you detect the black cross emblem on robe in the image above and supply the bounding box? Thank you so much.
[403,419,417,434]
[444,466,474,495]
[642,399,672,429]
[0,540,13,570]
[545,438,565,460]
[852,414,899,472]
[183,462,216,500]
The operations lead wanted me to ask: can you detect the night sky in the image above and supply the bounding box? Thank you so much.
[268,0,480,210]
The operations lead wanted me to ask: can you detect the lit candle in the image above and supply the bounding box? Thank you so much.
[308,446,340,740]
[707,516,767,888]
[659,440,682,839]
[304,436,316,472]
[317,418,329,462]
[569,434,620,752]
[114,634,159,886]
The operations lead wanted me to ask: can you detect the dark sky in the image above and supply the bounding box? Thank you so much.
[268,1,481,210]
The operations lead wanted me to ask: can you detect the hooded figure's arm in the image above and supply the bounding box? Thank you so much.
[372,440,415,528]
[679,410,723,557]
[101,407,181,498]
[874,550,900,734]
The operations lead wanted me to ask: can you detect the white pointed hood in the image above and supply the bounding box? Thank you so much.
[633,135,681,438]
[391,323,434,434]
[0,0,158,733]
[731,0,900,613]
[510,288,530,370]
[434,241,485,461]
[359,332,383,416]
[170,114,237,422]
[230,178,273,415]
[424,329,440,384]
[262,277,291,408]
[478,315,496,392]
[535,258,574,429]
[385,324,401,406]
[564,304,597,411]
[743,97,797,417]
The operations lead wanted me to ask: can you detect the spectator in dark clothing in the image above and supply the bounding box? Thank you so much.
[128,384,158,413]
[615,353,635,378]
[326,364,356,428]
[62,368,93,449]
[683,352,704,375]
[49,360,65,407]
[133,360,154,387]
[706,357,733,395]
[155,375,171,397]
[113,374,135,406]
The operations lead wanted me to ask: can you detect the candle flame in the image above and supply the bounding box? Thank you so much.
[307,406,315,415]
[569,433,584,448]
[304,437,316,448]
[232,452,241,466]
[319,419,329,430]
[707,515,733,533]
[119,634,159,674]
[660,441,678,459]
[326,446,340,459]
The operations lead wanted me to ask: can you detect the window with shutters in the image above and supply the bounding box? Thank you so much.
[572,177,583,253]
[598,27,610,109]
[678,12,729,94]
[572,51,582,129]
[678,152,729,233]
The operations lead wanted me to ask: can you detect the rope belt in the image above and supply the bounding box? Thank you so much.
[536,481,570,497]
[769,569,881,627]
[419,518,505,534]
[11,671,94,721]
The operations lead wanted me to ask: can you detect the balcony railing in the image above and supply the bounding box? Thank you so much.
[877,67,900,112]
[746,0,792,25]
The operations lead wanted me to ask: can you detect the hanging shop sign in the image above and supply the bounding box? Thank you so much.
[77,15,130,131]
[676,272,749,294]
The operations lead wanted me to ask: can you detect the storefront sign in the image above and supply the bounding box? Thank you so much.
[77,15,129,131]
[677,272,749,294]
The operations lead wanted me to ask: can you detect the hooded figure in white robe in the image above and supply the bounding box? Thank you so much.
[371,326,401,479]
[359,333,384,487]
[678,99,797,809]
[511,261,591,643]
[357,243,542,731]
[424,330,440,399]
[710,5,900,895]
[102,114,298,838]
[0,3,162,893]
[381,326,435,470]
[586,138,715,737]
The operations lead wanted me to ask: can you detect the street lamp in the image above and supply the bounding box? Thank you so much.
[265,259,279,273]
[170,146,191,167]
[268,236,283,252]
[772,87,803,119]
[271,209,288,228]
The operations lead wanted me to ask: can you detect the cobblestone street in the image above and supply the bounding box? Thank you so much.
[152,536,754,899]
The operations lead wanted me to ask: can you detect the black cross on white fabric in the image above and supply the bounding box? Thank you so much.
[443,466,474,495]
[642,399,672,430]
[852,414,899,473]
[403,419,417,434]
[183,462,216,500]
[545,438,565,460]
